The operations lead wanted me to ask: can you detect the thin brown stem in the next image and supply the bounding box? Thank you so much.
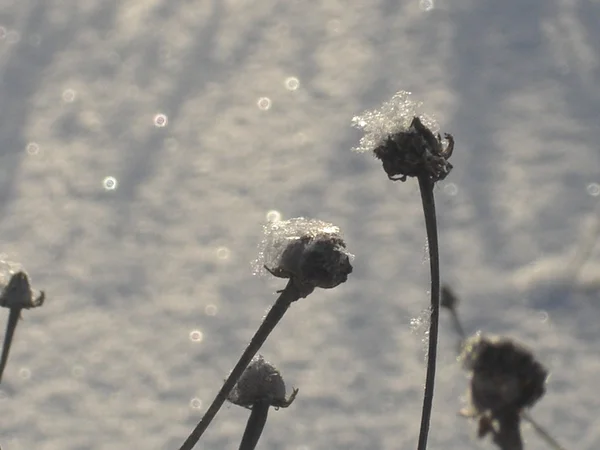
[449,309,466,340]
[416,175,441,450]
[239,401,270,450]
[178,279,306,450]
[522,411,567,450]
[493,412,523,450]
[0,307,22,383]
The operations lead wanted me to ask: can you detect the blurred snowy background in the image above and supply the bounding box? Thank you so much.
[0,0,599,449]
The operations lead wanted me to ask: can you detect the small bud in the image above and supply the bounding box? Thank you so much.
[352,91,454,182]
[441,285,459,310]
[255,218,353,290]
[0,272,45,309]
[460,334,548,416]
[228,355,297,409]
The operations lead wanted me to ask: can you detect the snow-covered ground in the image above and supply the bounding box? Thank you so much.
[0,0,598,449]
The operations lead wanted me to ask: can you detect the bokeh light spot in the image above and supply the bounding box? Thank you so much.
[586,183,599,197]
[72,365,85,378]
[444,183,458,196]
[285,77,300,91]
[266,210,281,222]
[257,97,272,111]
[419,0,434,11]
[189,330,204,342]
[190,398,203,409]
[216,247,230,260]
[154,113,169,127]
[26,142,40,156]
[62,89,76,103]
[205,304,218,316]
[103,176,118,191]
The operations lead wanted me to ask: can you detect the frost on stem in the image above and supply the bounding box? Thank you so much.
[228,354,298,409]
[352,90,454,182]
[460,334,548,446]
[253,217,353,290]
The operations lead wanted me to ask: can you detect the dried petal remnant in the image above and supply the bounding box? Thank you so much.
[228,355,298,409]
[256,218,353,290]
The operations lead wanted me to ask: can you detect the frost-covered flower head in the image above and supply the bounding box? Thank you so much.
[254,217,353,290]
[352,90,454,182]
[227,354,298,409]
[460,333,548,416]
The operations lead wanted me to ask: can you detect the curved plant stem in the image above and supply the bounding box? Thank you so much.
[239,401,270,450]
[0,307,22,383]
[416,175,440,450]
[178,279,308,450]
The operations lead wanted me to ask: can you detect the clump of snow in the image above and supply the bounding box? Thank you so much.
[252,217,352,278]
[351,90,440,153]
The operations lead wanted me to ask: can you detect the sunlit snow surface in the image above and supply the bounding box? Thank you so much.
[0,1,599,449]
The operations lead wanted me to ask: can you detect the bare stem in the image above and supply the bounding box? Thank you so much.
[178,279,305,450]
[416,175,441,450]
[239,401,270,450]
[0,307,22,383]
[522,411,567,450]
[492,412,523,450]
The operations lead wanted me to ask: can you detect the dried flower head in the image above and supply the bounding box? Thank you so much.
[460,334,548,416]
[352,90,454,182]
[228,355,298,409]
[255,217,353,290]
[0,271,45,309]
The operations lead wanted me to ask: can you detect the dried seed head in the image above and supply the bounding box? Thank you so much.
[0,272,45,309]
[352,91,454,182]
[460,334,548,416]
[227,355,296,409]
[254,218,353,290]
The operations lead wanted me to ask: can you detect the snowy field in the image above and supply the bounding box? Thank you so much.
[0,0,599,449]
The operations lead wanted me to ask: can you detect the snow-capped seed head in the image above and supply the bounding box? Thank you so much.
[0,272,44,309]
[460,334,548,415]
[227,355,296,409]
[254,218,353,290]
[352,91,454,182]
